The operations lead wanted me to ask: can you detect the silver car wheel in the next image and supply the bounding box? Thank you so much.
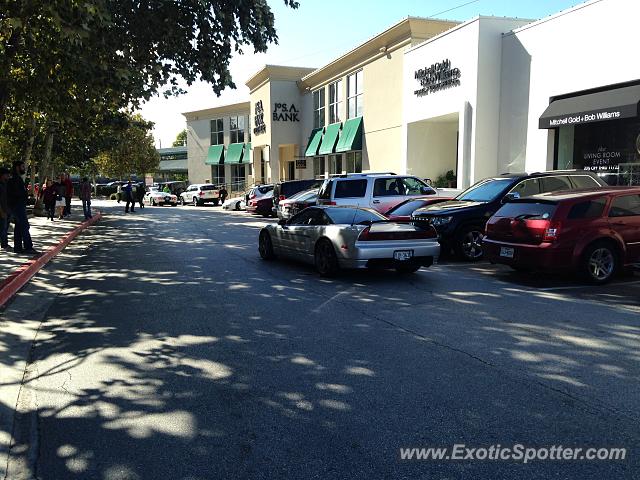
[588,248,615,281]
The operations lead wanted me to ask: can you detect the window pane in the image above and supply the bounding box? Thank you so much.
[348,98,356,119]
[238,130,244,143]
[609,195,640,217]
[217,119,223,131]
[237,116,245,130]
[218,132,224,145]
[356,70,363,94]
[334,179,367,198]
[568,199,607,219]
[570,175,601,189]
[356,96,363,117]
[510,178,541,198]
[230,116,238,130]
[313,91,319,110]
[348,74,356,97]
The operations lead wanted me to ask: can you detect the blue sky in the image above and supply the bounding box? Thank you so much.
[140,0,583,147]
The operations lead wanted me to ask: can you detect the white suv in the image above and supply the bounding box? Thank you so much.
[180,184,221,206]
[317,174,436,213]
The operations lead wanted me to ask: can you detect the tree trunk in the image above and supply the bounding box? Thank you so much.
[24,114,37,182]
[33,126,54,216]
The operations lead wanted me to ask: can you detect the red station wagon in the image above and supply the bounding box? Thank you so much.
[483,187,640,284]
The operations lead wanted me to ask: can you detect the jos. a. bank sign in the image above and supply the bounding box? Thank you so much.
[414,59,461,97]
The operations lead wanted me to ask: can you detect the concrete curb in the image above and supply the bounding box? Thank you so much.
[0,212,103,308]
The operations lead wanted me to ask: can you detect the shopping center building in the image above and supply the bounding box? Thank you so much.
[183,0,640,191]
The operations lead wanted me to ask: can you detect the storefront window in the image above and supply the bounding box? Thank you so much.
[313,88,325,129]
[329,80,342,124]
[329,154,343,175]
[313,156,325,178]
[230,115,245,143]
[347,70,363,119]
[211,165,225,186]
[555,118,640,185]
[210,118,223,145]
[232,164,246,191]
[346,151,362,173]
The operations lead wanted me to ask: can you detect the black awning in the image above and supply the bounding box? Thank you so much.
[539,84,640,129]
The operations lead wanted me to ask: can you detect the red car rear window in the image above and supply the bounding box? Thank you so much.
[494,202,557,219]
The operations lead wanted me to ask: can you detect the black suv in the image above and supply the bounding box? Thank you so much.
[411,170,607,261]
[273,179,323,209]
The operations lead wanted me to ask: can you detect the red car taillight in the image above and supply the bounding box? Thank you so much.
[279,195,286,201]
[542,221,562,242]
[199,191,204,197]
[358,226,437,241]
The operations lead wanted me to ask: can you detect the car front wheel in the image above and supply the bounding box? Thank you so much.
[455,226,485,261]
[581,242,618,284]
[315,239,339,277]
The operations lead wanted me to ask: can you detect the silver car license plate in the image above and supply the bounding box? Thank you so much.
[500,247,515,258]
[394,250,413,261]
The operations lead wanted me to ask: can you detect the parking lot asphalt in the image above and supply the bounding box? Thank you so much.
[2,201,639,479]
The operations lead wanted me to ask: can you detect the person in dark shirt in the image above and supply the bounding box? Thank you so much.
[136,183,145,209]
[7,161,37,254]
[0,167,10,249]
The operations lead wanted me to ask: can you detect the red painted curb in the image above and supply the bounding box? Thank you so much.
[0,212,103,308]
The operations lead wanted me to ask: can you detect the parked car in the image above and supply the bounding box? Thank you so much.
[247,191,275,217]
[145,187,178,206]
[411,170,607,261]
[245,184,274,204]
[277,188,319,220]
[180,184,220,206]
[154,181,187,196]
[258,206,440,276]
[222,196,246,211]
[317,174,436,213]
[273,179,323,213]
[384,196,453,222]
[483,187,640,284]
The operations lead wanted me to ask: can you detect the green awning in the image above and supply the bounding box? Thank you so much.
[318,122,342,155]
[226,143,246,164]
[304,128,324,157]
[336,116,363,152]
[205,144,224,165]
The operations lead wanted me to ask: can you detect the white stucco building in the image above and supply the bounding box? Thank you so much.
[184,0,640,191]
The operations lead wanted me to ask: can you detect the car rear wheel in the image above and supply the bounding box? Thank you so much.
[213,199,219,206]
[581,242,618,284]
[315,239,339,277]
[396,262,421,274]
[456,226,485,261]
[234,201,241,211]
[258,230,276,260]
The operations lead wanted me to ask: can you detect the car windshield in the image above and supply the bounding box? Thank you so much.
[457,178,514,202]
[387,199,428,216]
[325,208,386,225]
[290,189,317,201]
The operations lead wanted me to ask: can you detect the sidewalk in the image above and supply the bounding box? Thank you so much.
[0,200,103,479]
[0,202,96,282]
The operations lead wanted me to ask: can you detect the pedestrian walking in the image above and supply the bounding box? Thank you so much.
[43,178,57,221]
[124,181,135,213]
[79,177,92,219]
[137,183,145,209]
[55,176,66,219]
[0,167,11,250]
[63,173,73,216]
[116,183,122,203]
[219,185,228,205]
[6,161,37,255]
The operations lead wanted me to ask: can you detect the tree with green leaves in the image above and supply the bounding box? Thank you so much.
[172,129,187,147]
[94,114,159,179]
[0,0,299,184]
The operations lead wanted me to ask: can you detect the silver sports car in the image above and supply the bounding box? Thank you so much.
[258,206,440,276]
